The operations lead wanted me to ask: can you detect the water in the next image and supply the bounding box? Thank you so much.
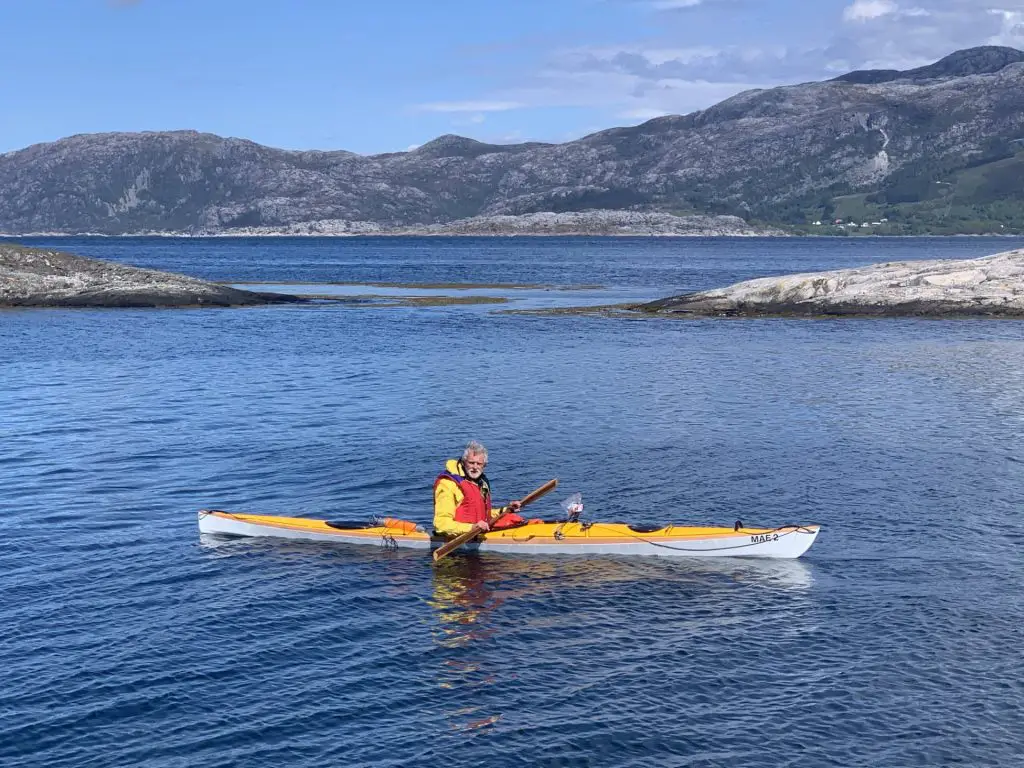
[2,236,1023,767]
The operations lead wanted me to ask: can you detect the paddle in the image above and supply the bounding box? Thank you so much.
[432,478,558,562]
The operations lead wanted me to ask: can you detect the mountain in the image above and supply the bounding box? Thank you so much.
[1,45,1023,235]
[832,45,1024,84]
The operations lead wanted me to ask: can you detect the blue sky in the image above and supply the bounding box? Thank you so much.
[1,0,1022,155]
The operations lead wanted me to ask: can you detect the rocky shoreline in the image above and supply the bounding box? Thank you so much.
[0,211,784,238]
[638,249,1024,317]
[0,244,304,308]
[7,241,1024,317]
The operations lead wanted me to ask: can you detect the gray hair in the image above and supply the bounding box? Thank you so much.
[462,440,488,461]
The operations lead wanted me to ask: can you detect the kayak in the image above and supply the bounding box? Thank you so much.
[197,510,820,559]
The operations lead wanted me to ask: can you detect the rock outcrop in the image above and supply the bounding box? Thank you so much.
[639,249,1024,317]
[193,211,780,237]
[392,211,780,236]
[0,243,304,308]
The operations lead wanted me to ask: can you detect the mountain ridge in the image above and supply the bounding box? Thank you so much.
[1,45,1023,235]
[832,45,1024,85]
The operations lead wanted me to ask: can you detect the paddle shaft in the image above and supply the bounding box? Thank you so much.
[432,478,558,562]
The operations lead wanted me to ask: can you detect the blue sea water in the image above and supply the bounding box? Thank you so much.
[2,236,1023,767]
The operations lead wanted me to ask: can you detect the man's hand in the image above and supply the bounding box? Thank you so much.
[475,520,491,532]
[506,500,523,513]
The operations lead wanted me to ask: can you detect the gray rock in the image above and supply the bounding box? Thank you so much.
[196,210,781,237]
[639,249,1024,317]
[0,243,304,308]
[389,211,780,236]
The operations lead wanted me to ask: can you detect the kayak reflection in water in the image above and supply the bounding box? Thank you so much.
[429,556,509,732]
[429,556,504,646]
[427,555,640,647]
[428,557,575,649]
[432,440,523,536]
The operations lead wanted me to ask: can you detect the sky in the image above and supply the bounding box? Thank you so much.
[1,0,1022,155]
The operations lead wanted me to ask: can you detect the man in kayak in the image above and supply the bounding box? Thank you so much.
[433,440,523,536]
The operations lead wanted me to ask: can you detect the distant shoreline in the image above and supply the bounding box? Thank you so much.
[4,232,1023,240]
[1,232,782,239]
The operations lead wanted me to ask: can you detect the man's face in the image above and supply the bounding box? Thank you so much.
[463,453,487,479]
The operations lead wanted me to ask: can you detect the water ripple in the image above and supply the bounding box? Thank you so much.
[3,237,1024,767]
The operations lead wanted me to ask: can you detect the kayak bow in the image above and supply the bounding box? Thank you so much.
[197,510,820,559]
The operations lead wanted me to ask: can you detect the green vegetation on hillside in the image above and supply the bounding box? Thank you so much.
[755,144,1024,235]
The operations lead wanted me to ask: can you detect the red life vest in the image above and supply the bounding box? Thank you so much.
[435,471,490,524]
[434,470,526,529]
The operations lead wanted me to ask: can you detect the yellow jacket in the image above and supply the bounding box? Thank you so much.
[433,458,504,535]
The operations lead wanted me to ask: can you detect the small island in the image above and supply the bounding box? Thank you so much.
[638,249,1024,318]
[0,244,305,308]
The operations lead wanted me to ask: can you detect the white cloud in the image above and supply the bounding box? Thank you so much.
[987,9,1024,45]
[544,42,808,87]
[581,44,726,66]
[450,113,488,128]
[619,107,672,119]
[416,100,525,113]
[651,0,703,8]
[828,0,1024,71]
[407,43,792,122]
[499,69,765,116]
[491,131,528,142]
[411,0,1024,133]
[843,0,898,22]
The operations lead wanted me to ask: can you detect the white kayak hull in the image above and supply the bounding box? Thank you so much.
[198,510,820,559]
